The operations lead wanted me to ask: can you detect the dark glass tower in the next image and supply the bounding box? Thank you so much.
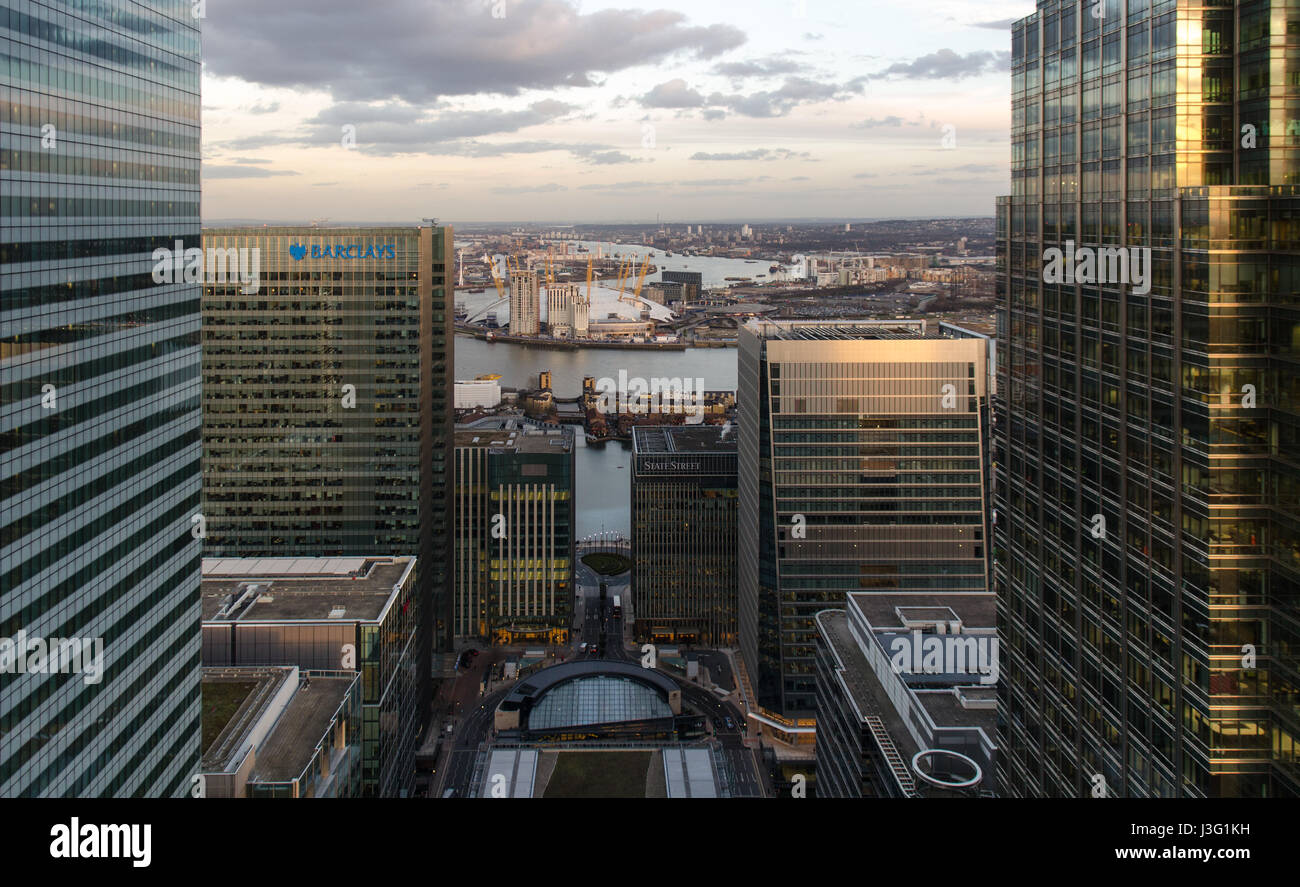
[1,1,203,795]
[738,320,991,719]
[201,225,454,721]
[996,0,1300,797]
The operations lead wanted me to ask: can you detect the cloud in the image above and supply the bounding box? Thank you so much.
[853,172,879,179]
[577,181,657,191]
[203,164,300,179]
[712,56,810,77]
[853,116,905,128]
[881,48,1010,80]
[689,148,812,161]
[211,99,631,162]
[204,0,745,105]
[245,101,280,114]
[971,19,1016,30]
[641,79,707,109]
[493,182,568,194]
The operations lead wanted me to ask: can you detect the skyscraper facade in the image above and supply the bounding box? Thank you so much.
[509,269,540,336]
[738,320,990,718]
[1,0,203,795]
[454,419,574,644]
[631,425,739,646]
[202,225,454,716]
[996,0,1300,797]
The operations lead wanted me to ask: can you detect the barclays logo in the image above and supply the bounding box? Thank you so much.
[287,242,396,261]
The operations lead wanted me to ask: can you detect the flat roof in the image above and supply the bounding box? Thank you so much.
[818,609,994,798]
[454,425,573,453]
[201,667,295,771]
[632,424,738,455]
[201,557,412,623]
[848,592,996,632]
[744,319,930,341]
[250,674,356,784]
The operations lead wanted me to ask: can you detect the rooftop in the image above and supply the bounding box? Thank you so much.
[201,556,413,623]
[743,318,930,341]
[632,424,738,455]
[249,674,356,784]
[454,425,573,453]
[818,609,994,798]
[848,592,996,633]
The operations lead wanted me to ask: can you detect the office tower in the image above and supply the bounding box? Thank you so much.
[737,320,990,721]
[454,420,574,643]
[201,556,419,797]
[661,270,702,304]
[546,283,580,338]
[509,269,540,335]
[0,2,202,796]
[996,1,1299,798]
[201,225,454,720]
[631,425,739,645]
[815,592,999,798]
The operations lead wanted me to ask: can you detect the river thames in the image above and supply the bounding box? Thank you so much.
[454,335,738,538]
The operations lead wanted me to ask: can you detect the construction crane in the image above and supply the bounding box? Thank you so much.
[614,257,631,301]
[630,254,652,303]
[486,254,506,301]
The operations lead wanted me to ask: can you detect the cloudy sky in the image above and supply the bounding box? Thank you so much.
[200,0,1034,223]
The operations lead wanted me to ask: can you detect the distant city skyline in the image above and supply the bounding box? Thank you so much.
[201,0,1033,222]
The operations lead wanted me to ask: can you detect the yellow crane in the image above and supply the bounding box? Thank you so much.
[486,255,505,301]
[630,255,651,303]
[615,257,631,301]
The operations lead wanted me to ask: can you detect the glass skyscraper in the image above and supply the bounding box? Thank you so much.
[996,0,1299,797]
[201,226,455,715]
[738,320,990,719]
[1,1,203,795]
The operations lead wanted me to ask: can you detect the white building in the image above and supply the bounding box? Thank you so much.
[509,270,540,336]
[455,379,502,410]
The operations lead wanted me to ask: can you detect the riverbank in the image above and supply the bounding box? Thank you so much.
[455,327,687,350]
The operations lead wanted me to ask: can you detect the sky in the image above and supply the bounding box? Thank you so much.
[200,0,1037,223]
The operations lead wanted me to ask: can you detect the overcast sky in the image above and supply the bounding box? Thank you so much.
[200,0,1034,223]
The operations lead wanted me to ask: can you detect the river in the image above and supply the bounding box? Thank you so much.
[454,335,738,538]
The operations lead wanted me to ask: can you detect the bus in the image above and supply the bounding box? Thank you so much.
[612,595,622,619]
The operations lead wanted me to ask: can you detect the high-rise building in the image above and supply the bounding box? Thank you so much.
[0,1,202,796]
[738,320,990,719]
[200,556,420,797]
[509,269,540,336]
[201,225,454,719]
[995,1,1300,798]
[546,283,581,338]
[814,591,999,798]
[631,425,739,646]
[454,419,574,643]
